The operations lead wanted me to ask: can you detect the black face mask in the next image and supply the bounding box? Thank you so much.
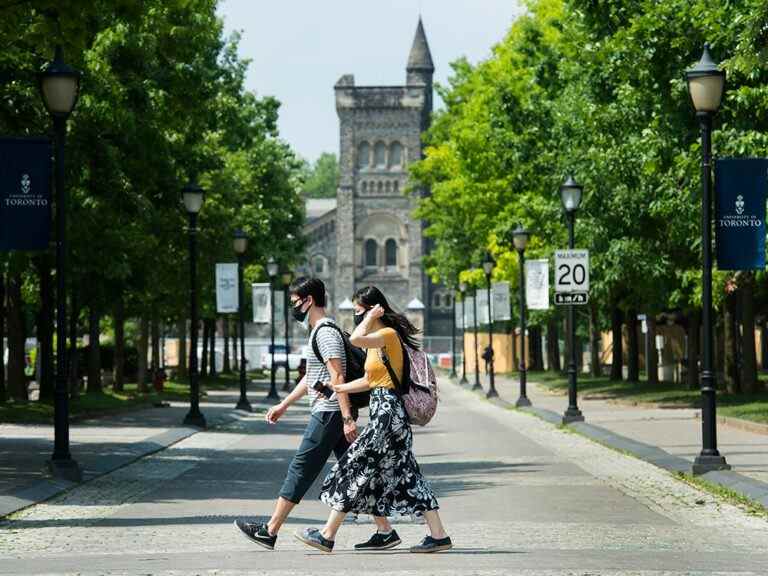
[353,312,366,327]
[292,299,309,323]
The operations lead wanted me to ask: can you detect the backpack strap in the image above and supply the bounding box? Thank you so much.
[378,336,410,394]
[310,322,346,365]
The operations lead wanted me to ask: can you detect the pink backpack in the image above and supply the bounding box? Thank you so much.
[379,342,438,426]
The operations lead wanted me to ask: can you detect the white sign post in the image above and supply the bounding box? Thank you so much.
[554,249,589,305]
[492,282,511,321]
[525,259,550,310]
[216,263,239,314]
[252,283,271,324]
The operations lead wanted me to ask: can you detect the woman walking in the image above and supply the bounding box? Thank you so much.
[295,286,452,554]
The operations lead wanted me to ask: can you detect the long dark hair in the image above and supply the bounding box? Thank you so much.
[353,286,421,350]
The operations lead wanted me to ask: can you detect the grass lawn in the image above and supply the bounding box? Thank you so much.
[0,370,266,424]
[529,371,768,425]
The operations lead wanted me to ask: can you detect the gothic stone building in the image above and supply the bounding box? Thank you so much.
[301,19,452,340]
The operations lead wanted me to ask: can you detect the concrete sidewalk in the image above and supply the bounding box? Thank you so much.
[0,383,275,518]
[482,373,768,505]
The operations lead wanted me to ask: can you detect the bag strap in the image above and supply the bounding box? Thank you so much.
[311,322,347,365]
[378,347,402,391]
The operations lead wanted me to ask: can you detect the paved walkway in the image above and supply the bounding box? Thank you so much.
[0,385,263,517]
[489,374,768,485]
[1,378,766,575]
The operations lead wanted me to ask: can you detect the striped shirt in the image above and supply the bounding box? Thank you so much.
[306,317,346,413]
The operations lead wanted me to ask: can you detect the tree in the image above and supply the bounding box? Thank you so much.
[301,153,338,198]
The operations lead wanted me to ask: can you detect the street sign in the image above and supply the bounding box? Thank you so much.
[554,249,589,293]
[554,292,588,305]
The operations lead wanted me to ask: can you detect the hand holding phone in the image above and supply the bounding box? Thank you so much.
[312,380,334,399]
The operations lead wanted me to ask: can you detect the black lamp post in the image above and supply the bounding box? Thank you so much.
[449,280,458,379]
[561,176,585,424]
[266,257,279,400]
[686,44,730,474]
[282,270,293,391]
[459,281,469,385]
[471,282,482,391]
[40,45,82,481]
[513,225,532,407]
[183,181,206,428]
[482,252,498,398]
[233,229,252,412]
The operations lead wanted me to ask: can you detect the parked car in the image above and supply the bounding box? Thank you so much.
[260,344,303,371]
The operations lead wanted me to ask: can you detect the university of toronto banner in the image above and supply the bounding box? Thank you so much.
[715,158,767,270]
[0,137,52,251]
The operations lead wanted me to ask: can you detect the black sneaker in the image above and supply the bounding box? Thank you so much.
[354,530,402,551]
[234,519,277,550]
[409,535,453,553]
[294,527,334,553]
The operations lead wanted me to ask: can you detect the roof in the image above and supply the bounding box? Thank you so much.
[305,198,337,222]
[407,17,434,71]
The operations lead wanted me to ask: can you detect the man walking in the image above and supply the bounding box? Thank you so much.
[234,277,357,550]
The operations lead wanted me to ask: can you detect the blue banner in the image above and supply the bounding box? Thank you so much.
[715,158,767,270]
[0,137,52,251]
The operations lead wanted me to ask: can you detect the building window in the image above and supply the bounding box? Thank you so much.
[374,141,387,168]
[358,142,370,169]
[433,294,442,308]
[385,181,391,193]
[313,256,326,276]
[389,142,403,167]
[444,294,452,307]
[364,239,378,267]
[377,181,383,193]
[385,239,397,267]
[361,181,368,193]
[393,181,399,193]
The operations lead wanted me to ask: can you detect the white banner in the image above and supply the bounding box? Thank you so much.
[455,295,463,327]
[252,283,271,324]
[216,263,239,314]
[492,282,511,321]
[526,259,550,310]
[464,296,476,328]
[274,289,286,332]
[477,289,490,325]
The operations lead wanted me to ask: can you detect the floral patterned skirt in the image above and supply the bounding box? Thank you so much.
[319,387,439,516]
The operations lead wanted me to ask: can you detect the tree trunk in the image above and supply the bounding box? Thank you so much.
[200,319,209,378]
[114,293,125,392]
[546,315,560,372]
[37,257,54,402]
[740,273,758,393]
[68,294,80,398]
[0,269,5,403]
[647,315,659,385]
[6,274,27,401]
[724,290,739,394]
[137,315,149,393]
[223,318,231,373]
[589,303,601,377]
[151,308,160,374]
[208,318,217,376]
[87,303,102,394]
[232,319,238,371]
[686,310,700,390]
[530,325,544,371]
[627,309,639,382]
[610,307,623,381]
[177,317,187,377]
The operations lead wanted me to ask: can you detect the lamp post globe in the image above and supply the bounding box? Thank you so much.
[561,176,585,424]
[513,225,532,407]
[482,253,498,398]
[281,270,293,392]
[233,229,252,412]
[40,45,82,482]
[266,257,279,400]
[686,44,730,475]
[183,180,206,428]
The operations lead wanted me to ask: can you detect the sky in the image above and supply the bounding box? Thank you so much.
[217,1,524,163]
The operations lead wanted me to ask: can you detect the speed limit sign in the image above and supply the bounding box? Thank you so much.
[555,250,589,293]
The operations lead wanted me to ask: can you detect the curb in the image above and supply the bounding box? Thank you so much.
[444,376,768,509]
[0,409,244,519]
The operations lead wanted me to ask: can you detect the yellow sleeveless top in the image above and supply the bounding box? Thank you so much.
[365,328,403,390]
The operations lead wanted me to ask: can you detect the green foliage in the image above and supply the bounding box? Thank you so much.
[300,152,339,198]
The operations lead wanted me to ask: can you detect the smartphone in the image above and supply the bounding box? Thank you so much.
[312,380,334,399]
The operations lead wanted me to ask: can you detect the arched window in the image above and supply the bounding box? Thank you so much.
[433,294,442,308]
[389,142,403,167]
[361,181,368,194]
[393,181,399,193]
[385,181,391,193]
[385,239,397,267]
[364,239,378,267]
[444,294,452,307]
[358,142,370,169]
[374,142,387,168]
[313,256,326,276]
[377,181,383,193]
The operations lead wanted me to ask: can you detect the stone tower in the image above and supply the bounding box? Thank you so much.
[332,18,447,334]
